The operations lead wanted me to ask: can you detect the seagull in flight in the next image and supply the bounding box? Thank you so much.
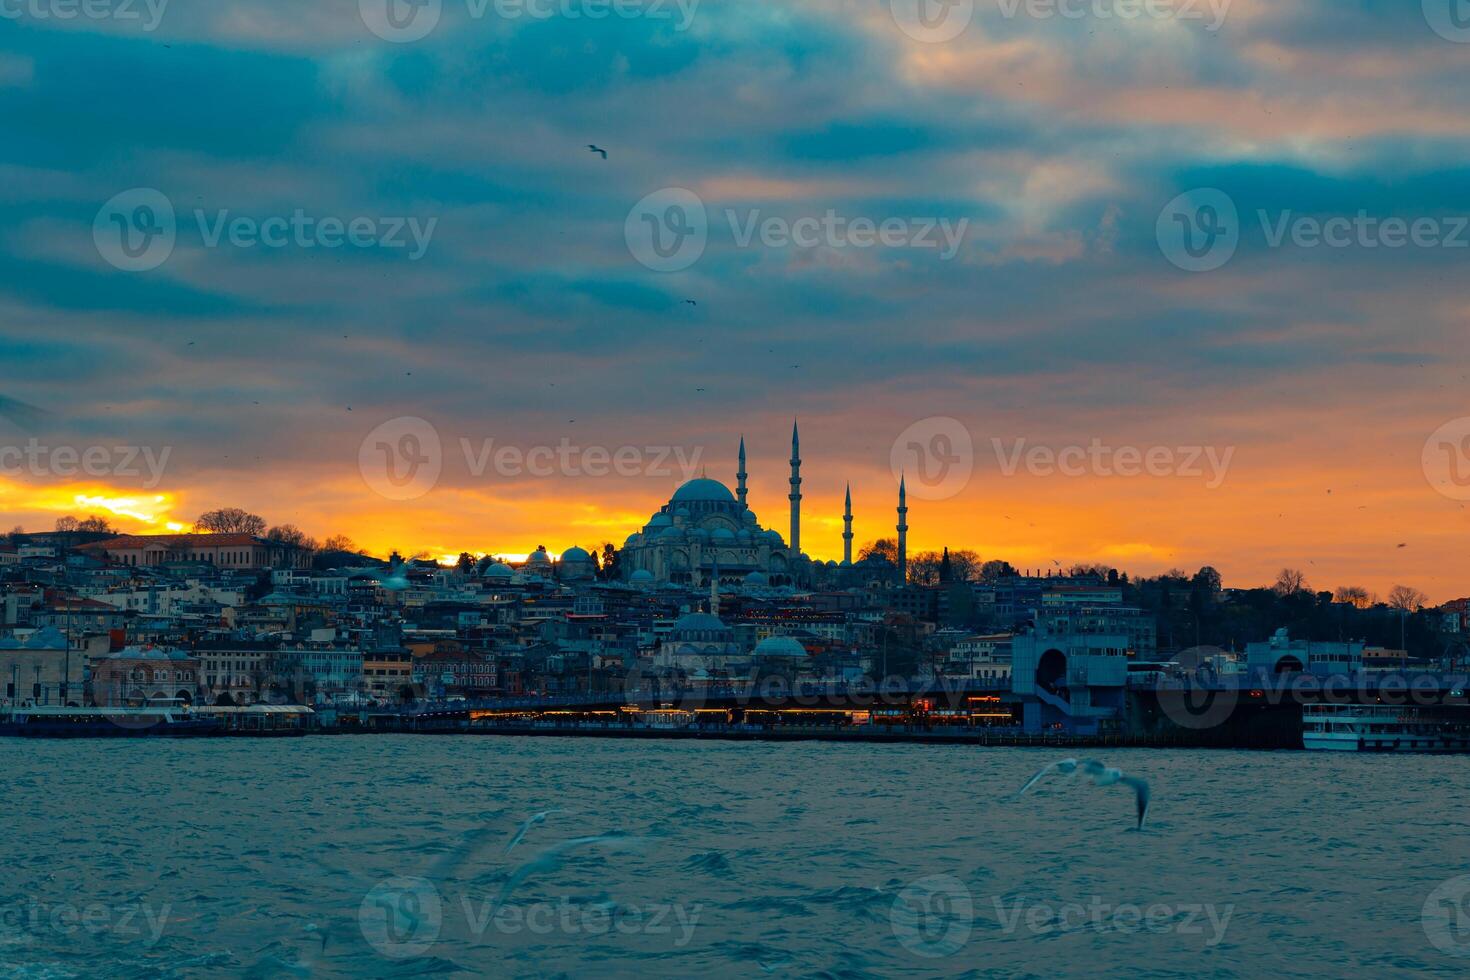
[586,144,608,160]
[1019,757,1151,829]
[505,809,564,855]
[493,833,644,912]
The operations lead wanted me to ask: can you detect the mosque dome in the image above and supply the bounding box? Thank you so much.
[484,562,515,579]
[524,550,551,566]
[754,636,807,658]
[743,510,758,525]
[763,530,784,545]
[647,514,672,529]
[561,545,591,562]
[743,571,769,587]
[674,612,726,632]
[670,478,736,505]
[673,507,691,519]
[711,527,735,541]
[629,569,655,585]
[660,525,684,539]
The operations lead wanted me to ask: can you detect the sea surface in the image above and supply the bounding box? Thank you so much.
[2,737,1468,978]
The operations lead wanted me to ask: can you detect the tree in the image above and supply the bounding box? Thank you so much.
[77,516,113,533]
[456,552,474,573]
[54,516,79,533]
[196,508,266,535]
[858,539,897,563]
[948,549,983,582]
[1387,585,1428,612]
[1193,566,1223,596]
[600,543,621,580]
[1272,568,1308,596]
[1334,586,1373,610]
[979,560,1016,583]
[266,525,317,551]
[322,534,356,553]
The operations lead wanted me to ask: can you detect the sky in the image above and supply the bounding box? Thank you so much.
[3,0,1470,600]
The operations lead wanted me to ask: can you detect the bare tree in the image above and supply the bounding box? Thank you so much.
[858,539,897,563]
[54,516,79,533]
[77,516,113,533]
[322,534,356,553]
[266,524,318,551]
[1272,568,1308,596]
[196,508,267,535]
[1387,585,1428,612]
[1334,585,1373,609]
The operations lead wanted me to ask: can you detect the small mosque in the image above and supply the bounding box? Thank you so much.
[619,423,911,589]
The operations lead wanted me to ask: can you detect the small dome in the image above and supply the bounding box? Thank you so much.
[485,562,515,579]
[671,478,736,505]
[647,514,673,528]
[674,507,691,519]
[755,636,807,658]
[764,530,784,545]
[629,569,655,584]
[711,527,735,541]
[561,546,591,562]
[661,526,684,539]
[675,612,727,632]
[743,510,758,525]
[743,571,769,586]
[525,550,551,565]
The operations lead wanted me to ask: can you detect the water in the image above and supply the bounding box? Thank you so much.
[2,738,1468,978]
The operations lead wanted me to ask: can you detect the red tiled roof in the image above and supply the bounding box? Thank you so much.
[88,533,270,551]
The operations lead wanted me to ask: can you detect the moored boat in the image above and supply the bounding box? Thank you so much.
[1302,702,1470,752]
[0,700,221,738]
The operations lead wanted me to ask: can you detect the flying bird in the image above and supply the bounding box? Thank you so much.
[505,809,564,855]
[682,299,697,306]
[493,833,644,912]
[586,144,608,159]
[1020,757,1151,829]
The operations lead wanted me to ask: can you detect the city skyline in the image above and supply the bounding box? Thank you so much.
[5,3,1470,600]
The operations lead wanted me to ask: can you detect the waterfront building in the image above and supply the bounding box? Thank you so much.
[82,533,313,570]
[88,646,201,706]
[1245,628,1363,675]
[0,627,87,706]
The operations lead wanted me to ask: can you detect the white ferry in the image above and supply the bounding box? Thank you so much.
[1302,703,1470,752]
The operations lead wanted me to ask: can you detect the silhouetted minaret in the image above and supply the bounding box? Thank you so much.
[842,483,854,565]
[710,560,720,618]
[788,419,802,553]
[896,475,909,585]
[736,436,748,509]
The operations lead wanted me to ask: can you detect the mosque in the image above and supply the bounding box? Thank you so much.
[618,423,910,589]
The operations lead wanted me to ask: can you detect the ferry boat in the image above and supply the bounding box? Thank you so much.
[1302,703,1470,752]
[0,700,221,738]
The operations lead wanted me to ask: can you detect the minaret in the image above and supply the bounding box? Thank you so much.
[710,560,720,618]
[842,483,854,565]
[896,475,909,586]
[788,419,802,553]
[736,436,748,510]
